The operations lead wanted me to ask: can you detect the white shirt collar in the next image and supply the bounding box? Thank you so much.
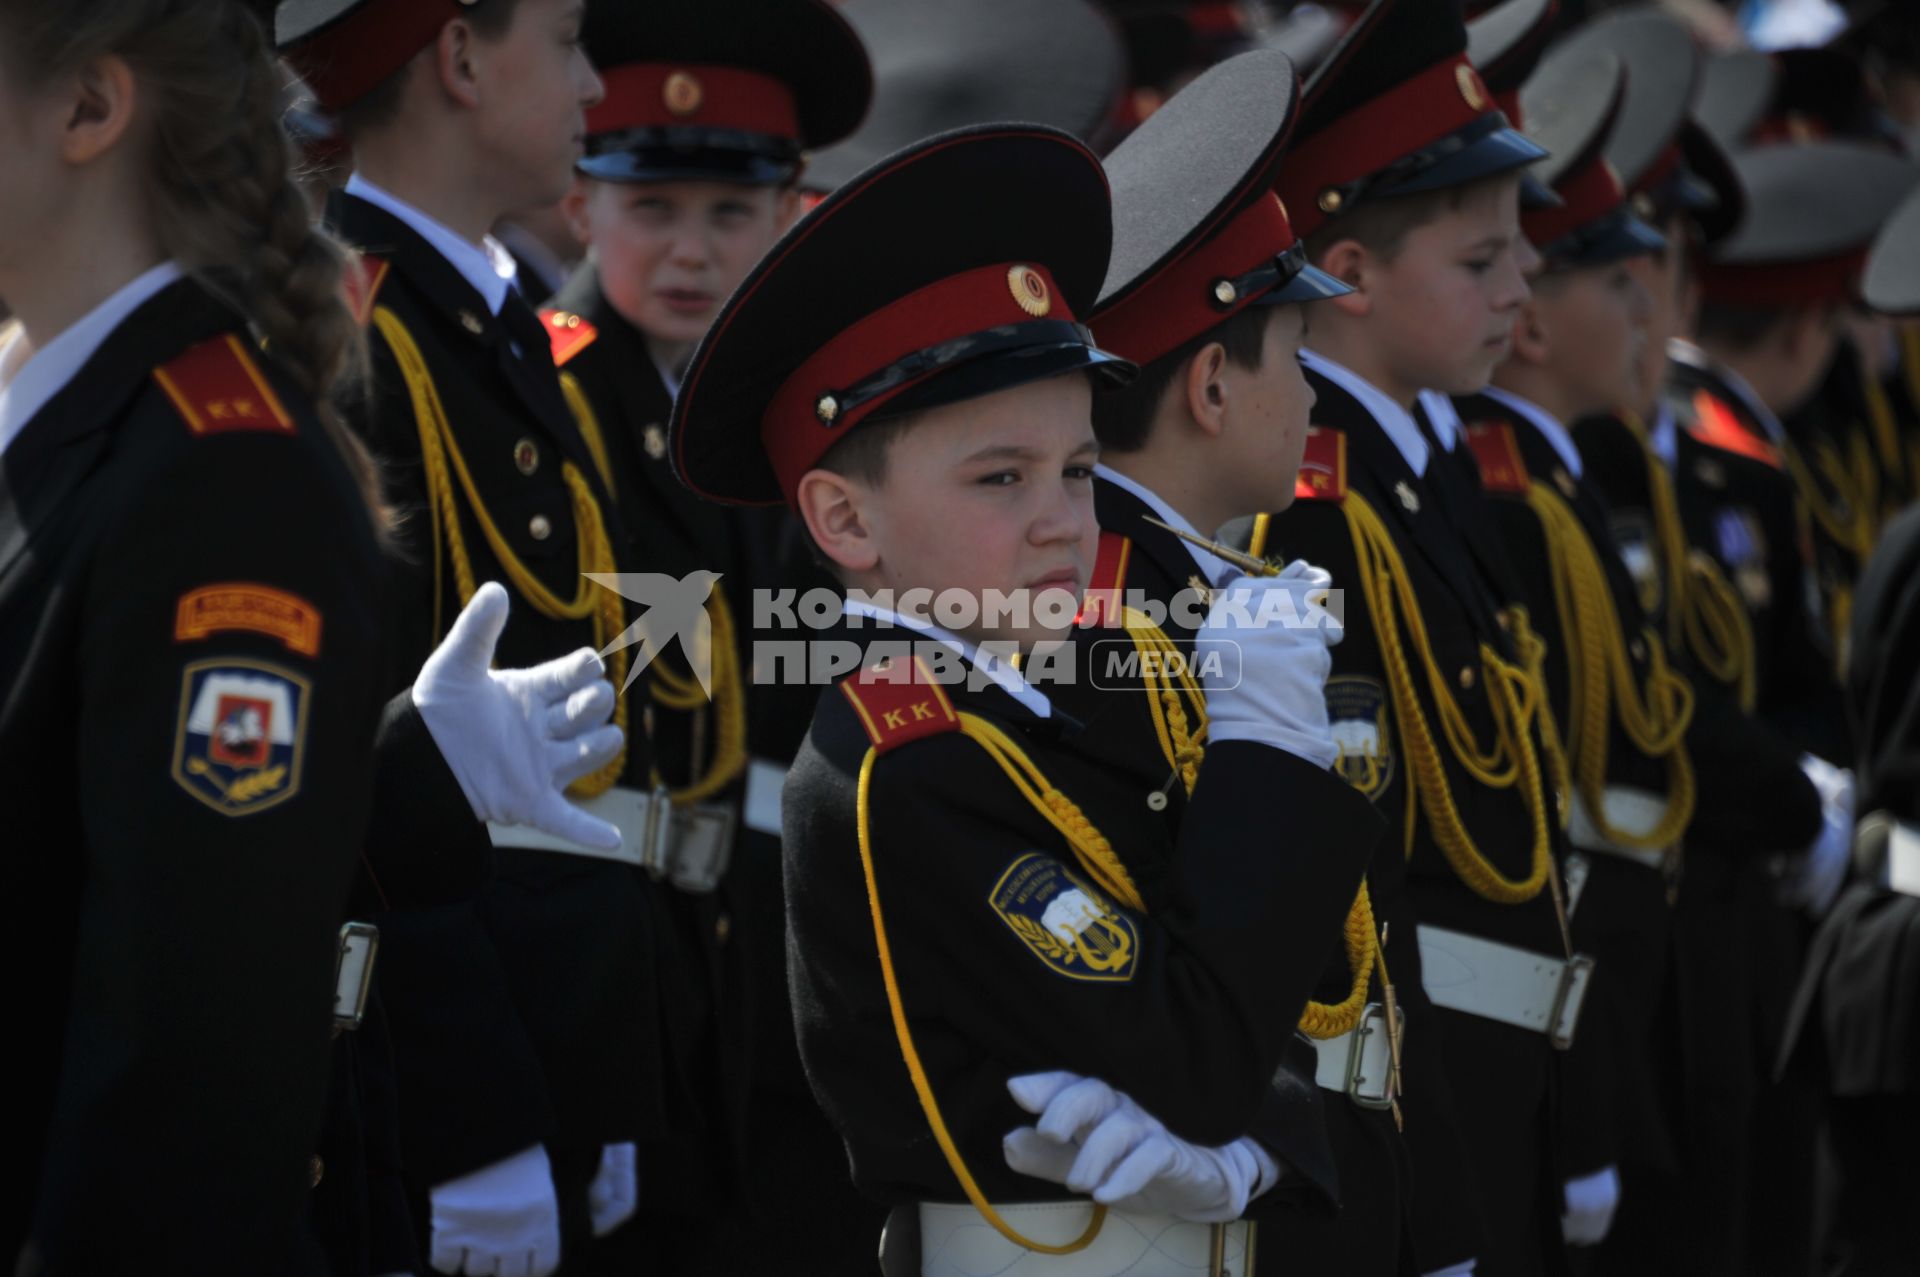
[1481,385,1582,478]
[346,173,513,316]
[841,596,1053,719]
[1301,348,1429,477]
[1668,338,1785,444]
[1415,389,1462,452]
[1650,400,1678,470]
[0,260,185,457]
[1095,463,1234,588]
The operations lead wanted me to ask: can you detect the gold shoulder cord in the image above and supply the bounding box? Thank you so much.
[1523,482,1696,849]
[1859,377,1904,529]
[560,371,748,802]
[854,711,1148,1255]
[1782,439,1864,663]
[372,307,627,796]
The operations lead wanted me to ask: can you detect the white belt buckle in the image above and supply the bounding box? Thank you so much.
[332,921,379,1034]
[1548,953,1596,1050]
[1344,1002,1401,1109]
[664,800,737,894]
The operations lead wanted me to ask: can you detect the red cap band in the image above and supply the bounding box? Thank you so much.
[587,63,801,141]
[284,0,464,113]
[1279,54,1500,239]
[1496,87,1524,130]
[763,262,1075,502]
[1094,194,1299,365]
[1524,156,1625,252]
[1697,248,1868,308]
[1634,141,1684,197]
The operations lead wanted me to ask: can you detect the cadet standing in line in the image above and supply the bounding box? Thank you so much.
[669,122,1382,1274]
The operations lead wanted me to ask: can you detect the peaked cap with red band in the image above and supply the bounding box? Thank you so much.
[1865,186,1920,317]
[577,0,871,187]
[1091,49,1349,367]
[1465,0,1564,210]
[1274,0,1547,241]
[669,125,1134,508]
[1518,52,1667,266]
[276,0,474,113]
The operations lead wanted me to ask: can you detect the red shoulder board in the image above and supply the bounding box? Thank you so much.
[341,254,390,327]
[1463,421,1530,494]
[839,656,962,755]
[1078,529,1132,627]
[540,309,599,367]
[1294,426,1346,501]
[153,334,296,437]
[1687,391,1781,471]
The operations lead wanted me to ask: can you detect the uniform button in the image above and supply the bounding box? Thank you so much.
[715,913,732,945]
[643,424,667,461]
[459,309,484,336]
[310,1155,324,1188]
[1630,638,1647,662]
[514,438,540,475]
[529,514,553,541]
[1458,664,1476,691]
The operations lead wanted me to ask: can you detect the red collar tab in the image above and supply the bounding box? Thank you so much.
[1279,54,1501,239]
[588,63,801,143]
[1697,247,1868,309]
[1294,425,1348,501]
[284,0,464,113]
[764,262,1075,503]
[1525,155,1626,253]
[540,309,600,367]
[1079,530,1134,628]
[1094,194,1301,366]
[1688,390,1782,470]
[1464,420,1530,494]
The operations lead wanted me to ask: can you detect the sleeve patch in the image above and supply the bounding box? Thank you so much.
[170,658,310,816]
[990,852,1139,982]
[152,334,296,437]
[1295,426,1347,501]
[541,309,600,367]
[838,655,961,754]
[1463,421,1531,495]
[1326,675,1394,801]
[1079,530,1132,627]
[175,584,324,656]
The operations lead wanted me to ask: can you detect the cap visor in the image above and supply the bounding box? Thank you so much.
[1380,124,1549,199]
[1259,262,1354,304]
[1519,171,1565,210]
[577,149,796,186]
[1550,210,1669,268]
[873,341,1137,420]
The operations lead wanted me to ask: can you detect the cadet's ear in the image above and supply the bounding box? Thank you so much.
[561,178,594,248]
[59,54,139,167]
[1315,239,1373,319]
[1182,341,1231,440]
[1509,295,1550,368]
[433,17,485,112]
[796,468,879,573]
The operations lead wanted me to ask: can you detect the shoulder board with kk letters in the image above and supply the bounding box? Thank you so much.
[153,334,296,437]
[839,656,961,755]
[1295,426,1346,501]
[1463,420,1530,494]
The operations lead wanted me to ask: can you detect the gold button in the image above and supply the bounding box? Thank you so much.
[1631,638,1647,662]
[816,395,839,424]
[459,310,484,335]
[1555,468,1577,499]
[1395,481,1420,513]
[529,514,552,541]
[513,438,540,475]
[1318,189,1344,214]
[643,424,667,460]
[1458,664,1476,691]
[310,1155,324,1188]
[715,913,732,945]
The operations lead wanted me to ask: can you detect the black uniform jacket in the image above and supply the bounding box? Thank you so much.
[784,614,1380,1207]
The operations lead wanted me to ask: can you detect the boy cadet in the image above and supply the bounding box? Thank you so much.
[277,1,670,1268]
[535,1,884,1265]
[667,123,1382,1274]
[1236,0,1613,1271]
[1440,50,1683,1257]
[1028,46,1409,1273]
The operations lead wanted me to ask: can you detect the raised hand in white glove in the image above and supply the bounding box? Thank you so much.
[1782,753,1854,917]
[1560,1164,1621,1247]
[413,582,625,849]
[587,1141,639,1239]
[1001,1072,1272,1223]
[428,1144,562,1277]
[1196,562,1342,769]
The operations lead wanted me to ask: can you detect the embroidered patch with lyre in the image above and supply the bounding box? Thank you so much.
[990,852,1140,983]
[174,584,323,656]
[170,659,309,816]
[1326,674,1394,801]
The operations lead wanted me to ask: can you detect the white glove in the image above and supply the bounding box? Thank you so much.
[1001,1072,1273,1223]
[587,1141,639,1238]
[1782,753,1854,917]
[413,582,625,849]
[1421,1263,1477,1277]
[428,1144,562,1277]
[1560,1164,1621,1247]
[1197,562,1342,769]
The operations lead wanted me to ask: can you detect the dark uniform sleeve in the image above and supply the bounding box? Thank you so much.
[31,425,384,1271]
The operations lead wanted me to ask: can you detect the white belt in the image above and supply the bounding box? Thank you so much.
[1568,786,1677,872]
[1302,1004,1400,1108]
[911,1203,1253,1277]
[743,757,787,837]
[487,784,736,893]
[1417,925,1596,1050]
[1888,820,1920,899]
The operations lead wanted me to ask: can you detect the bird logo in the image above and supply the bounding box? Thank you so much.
[585,571,725,696]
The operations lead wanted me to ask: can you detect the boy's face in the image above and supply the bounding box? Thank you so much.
[806,374,1101,650]
[1626,222,1690,413]
[471,0,602,213]
[1531,260,1652,421]
[1364,177,1531,395]
[569,178,797,347]
[1221,305,1316,513]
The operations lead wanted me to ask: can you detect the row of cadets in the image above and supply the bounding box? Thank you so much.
[275,1,677,1270]
[531,0,889,1268]
[1228,0,1606,1272]
[1780,180,1920,1277]
[1057,46,1410,1275]
[665,116,1382,1274]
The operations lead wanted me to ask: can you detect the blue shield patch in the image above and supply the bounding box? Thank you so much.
[990,853,1139,983]
[1327,675,1394,801]
[1713,508,1770,611]
[171,659,309,816]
